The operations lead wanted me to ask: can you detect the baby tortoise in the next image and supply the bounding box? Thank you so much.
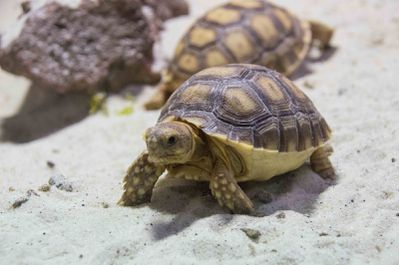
[119,64,334,214]
[145,0,334,109]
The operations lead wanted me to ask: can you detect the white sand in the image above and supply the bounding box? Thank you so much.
[1,0,399,264]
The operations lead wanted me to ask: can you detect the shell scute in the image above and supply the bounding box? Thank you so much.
[296,113,313,151]
[249,14,279,47]
[273,8,293,32]
[253,116,280,150]
[178,83,213,110]
[279,115,299,152]
[215,84,265,124]
[254,75,286,102]
[229,0,264,9]
[195,65,243,79]
[189,26,217,48]
[223,29,257,62]
[205,7,242,25]
[205,48,229,67]
[178,52,200,73]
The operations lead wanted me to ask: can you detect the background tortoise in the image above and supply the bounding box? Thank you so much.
[145,0,334,109]
[120,64,334,214]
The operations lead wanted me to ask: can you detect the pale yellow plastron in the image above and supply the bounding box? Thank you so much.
[209,133,317,182]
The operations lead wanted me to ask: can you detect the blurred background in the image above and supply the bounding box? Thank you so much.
[0,0,28,118]
[1,1,399,264]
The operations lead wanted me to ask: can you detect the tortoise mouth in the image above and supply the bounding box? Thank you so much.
[147,152,188,165]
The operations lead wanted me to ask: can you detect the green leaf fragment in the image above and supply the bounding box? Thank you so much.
[117,106,134,116]
[89,93,108,114]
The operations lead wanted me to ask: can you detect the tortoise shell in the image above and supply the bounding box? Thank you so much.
[159,64,331,152]
[170,0,311,82]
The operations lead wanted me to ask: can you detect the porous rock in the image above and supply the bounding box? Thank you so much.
[0,0,188,93]
[144,0,189,21]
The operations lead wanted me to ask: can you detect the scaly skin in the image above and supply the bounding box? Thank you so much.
[310,144,335,179]
[210,160,255,215]
[118,152,165,206]
[309,20,334,49]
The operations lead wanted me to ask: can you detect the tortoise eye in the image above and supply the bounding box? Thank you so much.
[167,136,177,145]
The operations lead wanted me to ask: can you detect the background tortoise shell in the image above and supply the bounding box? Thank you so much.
[170,0,311,82]
[159,64,331,152]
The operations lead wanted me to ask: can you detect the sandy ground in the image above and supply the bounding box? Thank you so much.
[1,0,399,264]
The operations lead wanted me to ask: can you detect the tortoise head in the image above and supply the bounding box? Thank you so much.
[144,121,196,165]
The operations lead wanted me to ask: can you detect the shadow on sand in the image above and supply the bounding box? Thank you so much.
[291,46,338,80]
[0,84,90,143]
[149,165,336,240]
[0,84,146,143]
[307,46,338,64]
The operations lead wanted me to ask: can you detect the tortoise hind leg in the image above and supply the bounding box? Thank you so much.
[209,160,254,215]
[118,151,165,206]
[144,71,180,110]
[310,144,335,179]
[144,84,171,110]
[309,20,334,49]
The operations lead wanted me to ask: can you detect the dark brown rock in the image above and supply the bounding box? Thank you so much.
[0,0,188,93]
[144,0,189,21]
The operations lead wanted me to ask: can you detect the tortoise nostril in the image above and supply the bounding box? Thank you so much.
[147,135,158,149]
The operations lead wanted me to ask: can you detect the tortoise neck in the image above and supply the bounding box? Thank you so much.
[184,122,209,161]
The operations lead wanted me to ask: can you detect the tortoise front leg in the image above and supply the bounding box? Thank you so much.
[118,151,165,206]
[209,160,254,215]
[310,144,335,179]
